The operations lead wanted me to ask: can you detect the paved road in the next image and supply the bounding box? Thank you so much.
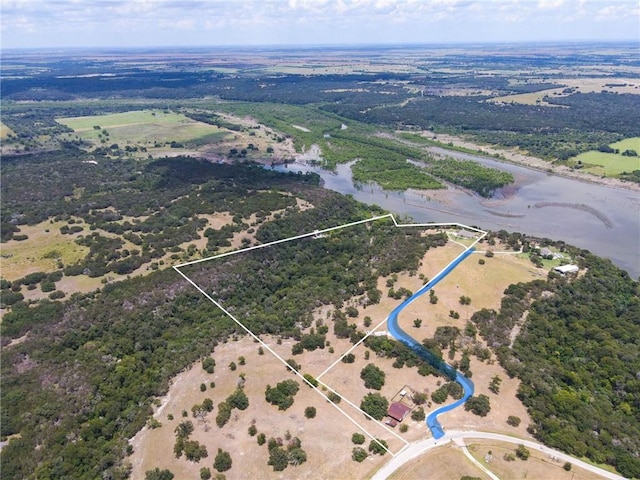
[371,430,626,480]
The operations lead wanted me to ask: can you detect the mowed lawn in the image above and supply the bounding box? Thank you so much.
[56,109,229,147]
[573,137,640,176]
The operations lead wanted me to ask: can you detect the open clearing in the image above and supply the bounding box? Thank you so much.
[57,109,230,151]
[0,122,15,138]
[467,439,608,480]
[388,443,490,480]
[572,137,640,176]
[131,220,546,478]
[490,77,640,106]
[0,219,89,280]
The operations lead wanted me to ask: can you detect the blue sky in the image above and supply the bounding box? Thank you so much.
[1,0,638,49]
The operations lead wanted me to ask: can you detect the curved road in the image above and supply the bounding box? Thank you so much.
[371,430,627,480]
[386,247,475,438]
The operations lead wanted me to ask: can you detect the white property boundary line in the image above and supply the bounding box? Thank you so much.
[174,214,487,457]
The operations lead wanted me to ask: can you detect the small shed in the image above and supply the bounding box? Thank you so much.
[387,402,412,423]
[554,264,579,274]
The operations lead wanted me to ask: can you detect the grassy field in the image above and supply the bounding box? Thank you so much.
[572,137,640,176]
[467,440,609,480]
[57,109,230,148]
[491,77,640,106]
[0,122,15,138]
[0,219,89,280]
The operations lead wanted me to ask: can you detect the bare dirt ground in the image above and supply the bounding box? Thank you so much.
[426,132,640,193]
[129,238,542,479]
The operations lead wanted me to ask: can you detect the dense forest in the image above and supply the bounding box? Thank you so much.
[471,241,640,478]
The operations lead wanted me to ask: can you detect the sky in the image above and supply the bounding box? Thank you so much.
[1,0,639,49]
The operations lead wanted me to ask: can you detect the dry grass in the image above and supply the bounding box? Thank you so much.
[467,440,608,480]
[130,239,543,479]
[0,122,15,138]
[0,219,89,280]
[388,443,491,480]
[491,77,640,106]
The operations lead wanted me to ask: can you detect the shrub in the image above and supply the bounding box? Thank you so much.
[352,447,368,462]
[506,415,521,427]
[516,444,530,460]
[368,438,389,455]
[214,448,232,472]
[411,407,425,422]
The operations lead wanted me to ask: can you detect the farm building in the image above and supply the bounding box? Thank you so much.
[387,402,412,423]
[554,264,579,274]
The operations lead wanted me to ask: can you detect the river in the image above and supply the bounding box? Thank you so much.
[272,152,640,278]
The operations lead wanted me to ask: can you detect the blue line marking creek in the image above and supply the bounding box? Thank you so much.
[386,247,475,439]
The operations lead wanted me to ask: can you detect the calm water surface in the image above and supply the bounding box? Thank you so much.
[273,154,640,278]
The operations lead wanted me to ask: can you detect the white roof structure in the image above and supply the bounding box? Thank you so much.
[554,264,579,274]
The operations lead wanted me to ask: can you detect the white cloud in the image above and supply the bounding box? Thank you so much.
[1,0,638,48]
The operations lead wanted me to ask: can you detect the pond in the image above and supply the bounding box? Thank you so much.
[271,154,640,278]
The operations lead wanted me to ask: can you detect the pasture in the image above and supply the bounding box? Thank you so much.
[0,122,15,138]
[491,77,640,106]
[57,109,230,149]
[572,137,640,176]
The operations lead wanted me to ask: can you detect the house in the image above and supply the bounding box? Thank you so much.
[554,264,579,275]
[539,247,553,258]
[387,402,412,423]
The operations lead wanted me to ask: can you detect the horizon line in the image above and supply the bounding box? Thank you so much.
[2,38,638,53]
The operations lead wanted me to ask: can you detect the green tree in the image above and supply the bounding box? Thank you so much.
[352,433,365,445]
[352,447,368,462]
[413,318,422,328]
[360,363,386,390]
[360,393,389,420]
[268,447,289,471]
[304,406,316,419]
[507,415,521,427]
[200,467,212,480]
[248,424,257,436]
[368,438,389,455]
[214,448,232,472]
[515,444,530,460]
[411,407,425,422]
[227,388,249,410]
[464,394,491,417]
[216,402,231,428]
[145,468,174,480]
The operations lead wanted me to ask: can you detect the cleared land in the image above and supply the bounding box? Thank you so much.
[491,77,640,106]
[388,443,490,480]
[131,235,541,478]
[57,110,229,153]
[0,219,89,280]
[467,439,609,480]
[572,137,640,176]
[0,122,15,138]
